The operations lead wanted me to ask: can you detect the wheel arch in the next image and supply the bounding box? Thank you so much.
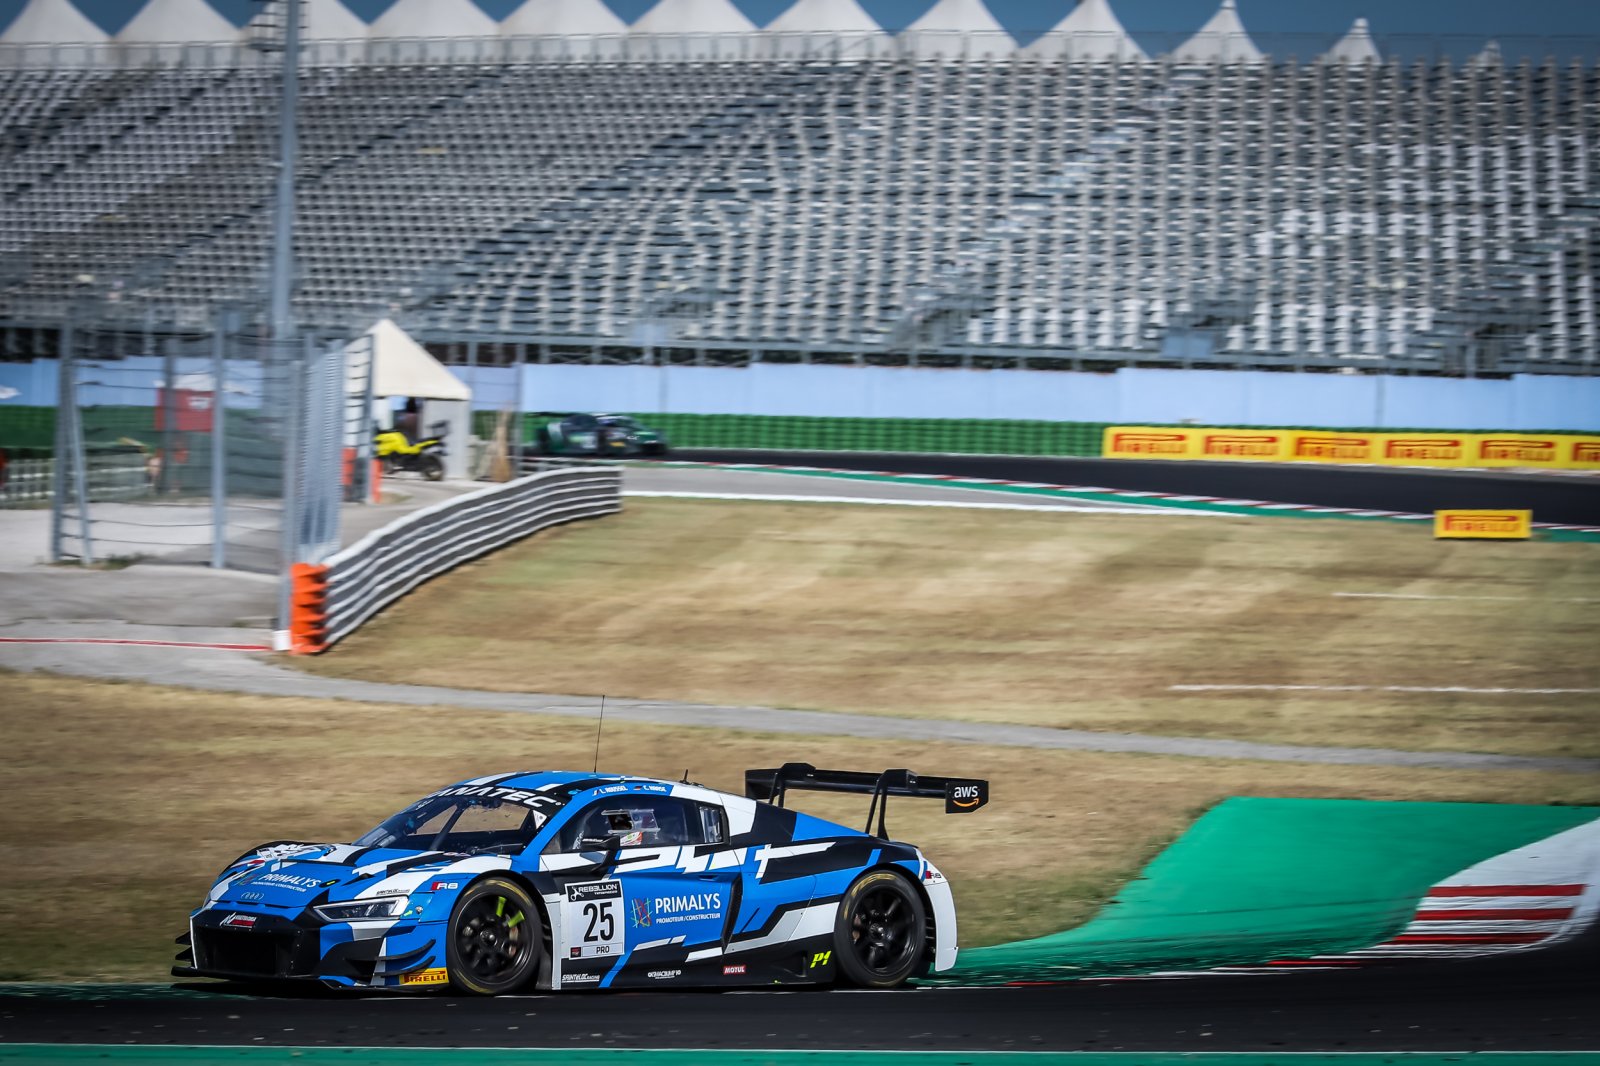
[452,870,554,992]
[861,862,938,975]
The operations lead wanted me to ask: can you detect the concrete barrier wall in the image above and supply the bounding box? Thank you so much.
[8,360,1599,432]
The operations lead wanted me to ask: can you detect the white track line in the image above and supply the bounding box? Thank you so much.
[1348,591,1598,603]
[623,490,1242,518]
[1171,683,1600,695]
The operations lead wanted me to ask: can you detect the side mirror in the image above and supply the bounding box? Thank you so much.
[579,835,620,853]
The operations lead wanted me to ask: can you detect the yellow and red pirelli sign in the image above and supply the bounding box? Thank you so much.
[1103,427,1600,471]
[1434,510,1533,540]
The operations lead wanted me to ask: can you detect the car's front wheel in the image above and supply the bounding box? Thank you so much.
[833,869,925,988]
[446,876,541,995]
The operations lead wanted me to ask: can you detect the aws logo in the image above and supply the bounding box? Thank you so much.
[944,780,989,814]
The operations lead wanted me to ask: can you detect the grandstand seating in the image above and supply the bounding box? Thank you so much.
[1,53,1596,373]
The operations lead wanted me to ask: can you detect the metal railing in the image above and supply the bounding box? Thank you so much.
[290,465,621,653]
[1,31,1593,70]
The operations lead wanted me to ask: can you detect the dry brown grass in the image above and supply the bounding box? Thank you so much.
[4,671,1598,982]
[302,498,1600,758]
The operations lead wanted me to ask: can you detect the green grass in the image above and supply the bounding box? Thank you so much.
[301,497,1600,759]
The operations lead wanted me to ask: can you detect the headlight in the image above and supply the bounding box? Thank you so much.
[314,897,407,922]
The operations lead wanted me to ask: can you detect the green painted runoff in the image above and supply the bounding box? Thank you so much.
[941,798,1600,984]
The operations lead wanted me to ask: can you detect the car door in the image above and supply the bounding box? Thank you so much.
[562,414,600,455]
[541,795,738,989]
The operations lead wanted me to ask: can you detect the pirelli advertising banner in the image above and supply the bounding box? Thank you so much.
[1103,427,1600,471]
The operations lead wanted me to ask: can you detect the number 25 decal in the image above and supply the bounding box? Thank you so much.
[582,901,615,943]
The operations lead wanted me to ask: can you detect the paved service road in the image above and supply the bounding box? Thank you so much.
[0,620,1593,773]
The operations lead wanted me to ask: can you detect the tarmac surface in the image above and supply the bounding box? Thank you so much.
[2,927,1596,1051]
[674,450,1600,526]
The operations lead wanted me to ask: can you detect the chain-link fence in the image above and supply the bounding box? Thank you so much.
[39,310,368,575]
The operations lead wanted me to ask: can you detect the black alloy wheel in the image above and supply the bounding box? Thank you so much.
[445,876,541,995]
[833,869,926,988]
[418,453,444,481]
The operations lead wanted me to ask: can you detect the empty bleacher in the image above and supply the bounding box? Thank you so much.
[1,52,1596,373]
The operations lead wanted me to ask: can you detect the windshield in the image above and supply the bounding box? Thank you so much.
[354,785,566,855]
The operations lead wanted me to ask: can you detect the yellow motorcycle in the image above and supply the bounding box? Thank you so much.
[374,422,447,482]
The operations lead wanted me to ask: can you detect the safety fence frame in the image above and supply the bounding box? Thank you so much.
[286,466,621,653]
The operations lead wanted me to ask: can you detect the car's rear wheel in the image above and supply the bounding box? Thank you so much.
[833,869,925,988]
[446,877,541,995]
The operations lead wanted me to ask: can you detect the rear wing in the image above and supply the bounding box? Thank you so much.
[745,762,989,839]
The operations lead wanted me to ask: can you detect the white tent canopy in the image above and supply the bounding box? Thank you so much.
[1469,39,1502,67]
[762,0,889,58]
[631,0,757,35]
[369,0,497,40]
[304,0,368,41]
[630,0,756,60]
[1172,0,1262,62]
[501,0,627,37]
[115,0,239,43]
[765,0,882,33]
[1323,17,1379,63]
[0,0,107,44]
[1022,0,1144,61]
[358,319,470,401]
[901,0,1013,58]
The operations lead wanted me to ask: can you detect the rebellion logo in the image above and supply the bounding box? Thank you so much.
[1294,435,1372,461]
[1385,437,1464,462]
[1110,432,1188,456]
[1478,438,1556,462]
[1201,433,1281,458]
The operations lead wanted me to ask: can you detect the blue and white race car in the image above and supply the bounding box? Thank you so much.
[175,763,988,994]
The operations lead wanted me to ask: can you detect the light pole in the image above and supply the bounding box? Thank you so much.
[268,0,301,343]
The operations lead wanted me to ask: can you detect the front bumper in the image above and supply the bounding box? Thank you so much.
[178,910,441,987]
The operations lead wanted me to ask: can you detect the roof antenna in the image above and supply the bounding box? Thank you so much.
[592,695,607,774]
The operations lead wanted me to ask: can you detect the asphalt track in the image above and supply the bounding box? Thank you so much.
[673,450,1600,526]
[2,927,1596,1051]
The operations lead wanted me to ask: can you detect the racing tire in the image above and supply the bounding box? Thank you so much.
[418,453,445,482]
[445,876,542,996]
[832,869,926,989]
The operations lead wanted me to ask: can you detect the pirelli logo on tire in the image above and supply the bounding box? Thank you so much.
[1434,510,1533,540]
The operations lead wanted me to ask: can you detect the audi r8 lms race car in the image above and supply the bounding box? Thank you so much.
[176,764,988,994]
[531,413,669,457]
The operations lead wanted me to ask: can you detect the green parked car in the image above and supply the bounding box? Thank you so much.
[532,413,670,457]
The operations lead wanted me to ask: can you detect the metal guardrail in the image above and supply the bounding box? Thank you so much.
[0,455,150,508]
[286,466,621,653]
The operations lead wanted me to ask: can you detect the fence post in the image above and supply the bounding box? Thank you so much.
[50,322,69,562]
[273,347,305,652]
[160,344,178,494]
[210,312,228,570]
[65,355,94,566]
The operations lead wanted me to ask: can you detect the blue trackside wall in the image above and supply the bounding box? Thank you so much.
[6,361,1599,432]
[456,364,1600,432]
